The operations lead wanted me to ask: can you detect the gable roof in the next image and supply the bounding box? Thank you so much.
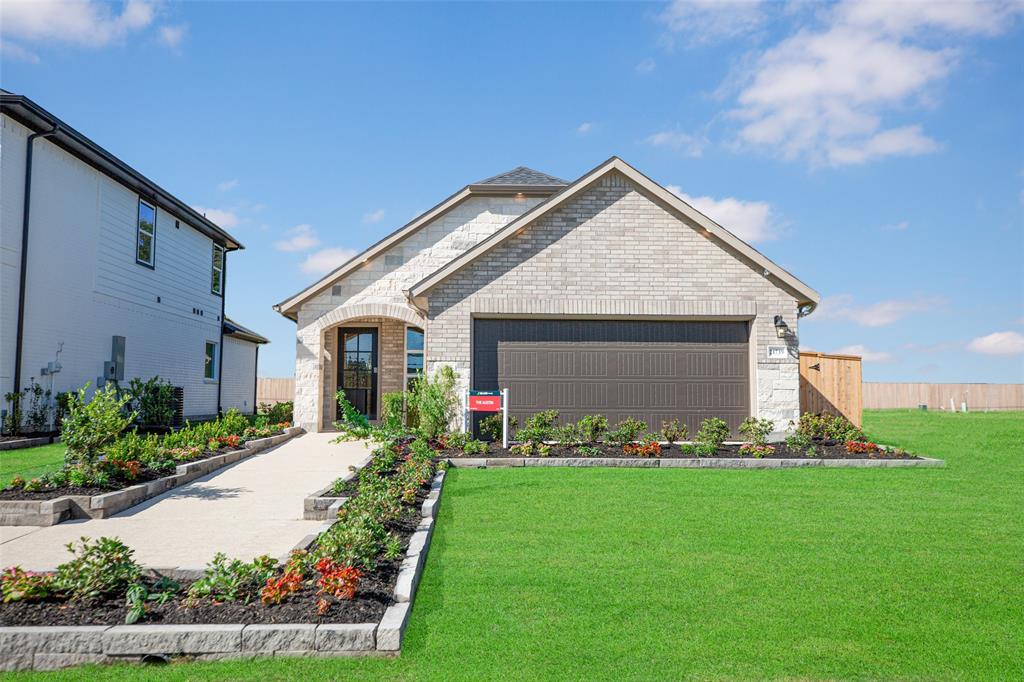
[273,167,565,319]
[472,166,568,187]
[1,91,243,250]
[408,157,821,309]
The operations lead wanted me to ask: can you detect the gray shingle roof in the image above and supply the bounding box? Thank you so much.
[473,166,568,186]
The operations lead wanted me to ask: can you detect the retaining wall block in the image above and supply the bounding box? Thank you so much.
[314,624,376,652]
[241,624,316,653]
[0,625,108,654]
[376,602,411,651]
[103,624,243,656]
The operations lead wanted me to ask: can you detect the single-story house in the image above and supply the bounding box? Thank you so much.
[1,91,268,423]
[274,157,819,435]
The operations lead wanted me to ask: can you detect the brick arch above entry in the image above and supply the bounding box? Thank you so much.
[311,301,424,334]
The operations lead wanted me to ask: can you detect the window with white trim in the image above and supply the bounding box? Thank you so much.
[211,244,225,295]
[136,199,156,266]
[204,341,219,380]
[405,327,424,390]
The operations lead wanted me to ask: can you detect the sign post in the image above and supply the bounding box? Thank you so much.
[467,389,508,447]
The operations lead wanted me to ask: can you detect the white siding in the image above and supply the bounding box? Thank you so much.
[0,113,226,417]
[221,335,257,414]
[0,115,28,400]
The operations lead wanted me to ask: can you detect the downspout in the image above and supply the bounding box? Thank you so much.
[13,124,59,399]
[216,251,228,416]
[252,344,259,415]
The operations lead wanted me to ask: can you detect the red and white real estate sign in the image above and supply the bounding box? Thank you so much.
[468,393,502,412]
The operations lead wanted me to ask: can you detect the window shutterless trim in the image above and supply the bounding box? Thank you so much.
[204,340,219,381]
[211,243,225,296]
[136,198,156,269]
[405,325,425,389]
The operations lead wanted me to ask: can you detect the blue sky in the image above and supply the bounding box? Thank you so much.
[2,1,1022,381]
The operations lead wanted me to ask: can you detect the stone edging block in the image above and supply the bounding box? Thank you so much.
[0,427,304,527]
[445,456,944,469]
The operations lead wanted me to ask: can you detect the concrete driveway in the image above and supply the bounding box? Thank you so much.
[0,433,372,572]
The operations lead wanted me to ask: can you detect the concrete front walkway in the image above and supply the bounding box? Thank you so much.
[0,433,371,571]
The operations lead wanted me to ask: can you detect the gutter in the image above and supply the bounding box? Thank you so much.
[13,123,59,399]
[216,253,227,416]
[252,344,259,415]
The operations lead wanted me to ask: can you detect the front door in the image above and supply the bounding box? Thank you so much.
[338,328,378,420]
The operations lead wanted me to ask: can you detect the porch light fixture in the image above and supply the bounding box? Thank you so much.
[773,315,789,339]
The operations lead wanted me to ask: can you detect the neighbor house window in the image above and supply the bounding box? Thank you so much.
[211,244,225,295]
[136,199,156,267]
[204,341,219,380]
[405,327,424,390]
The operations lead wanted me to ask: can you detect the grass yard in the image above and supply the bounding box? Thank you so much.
[8,410,1023,680]
[0,442,64,488]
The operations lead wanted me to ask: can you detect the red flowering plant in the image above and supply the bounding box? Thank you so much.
[260,551,307,605]
[217,434,241,448]
[315,558,362,601]
[845,440,879,455]
[623,439,662,457]
[107,458,142,480]
[738,443,775,458]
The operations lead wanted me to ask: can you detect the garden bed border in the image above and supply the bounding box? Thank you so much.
[0,468,447,671]
[0,435,55,451]
[303,451,373,521]
[444,456,945,468]
[0,427,304,527]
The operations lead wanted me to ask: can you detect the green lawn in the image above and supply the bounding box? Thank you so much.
[0,442,64,488]
[9,410,1023,680]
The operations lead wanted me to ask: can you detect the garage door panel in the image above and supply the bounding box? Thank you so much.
[473,319,749,436]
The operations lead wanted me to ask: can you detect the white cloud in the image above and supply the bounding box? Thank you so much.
[0,40,39,63]
[274,224,320,253]
[667,185,776,242]
[966,331,1024,356]
[217,179,239,193]
[635,58,656,73]
[721,0,1022,166]
[362,209,385,224]
[816,294,944,327]
[577,122,594,135]
[0,0,157,48]
[646,130,706,157]
[157,23,186,48]
[300,247,358,275]
[833,344,893,362]
[882,220,909,231]
[192,206,239,229]
[659,0,766,45]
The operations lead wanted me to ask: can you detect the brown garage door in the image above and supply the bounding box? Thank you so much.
[472,319,750,436]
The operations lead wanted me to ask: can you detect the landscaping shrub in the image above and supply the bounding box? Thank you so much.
[606,417,648,446]
[379,391,407,432]
[696,417,730,452]
[55,536,141,600]
[1,567,56,603]
[553,422,584,446]
[784,431,815,455]
[576,445,602,457]
[845,440,879,454]
[107,430,162,465]
[62,383,135,476]
[126,376,175,426]
[794,412,864,443]
[479,413,517,443]
[739,417,775,446]
[187,553,277,604]
[623,434,662,457]
[2,390,23,436]
[409,366,458,439]
[661,419,688,444]
[516,409,559,444]
[577,414,609,443]
[23,379,51,433]
[739,443,775,457]
[462,438,488,455]
[258,400,293,425]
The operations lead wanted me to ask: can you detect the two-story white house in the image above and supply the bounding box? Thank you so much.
[1,91,267,423]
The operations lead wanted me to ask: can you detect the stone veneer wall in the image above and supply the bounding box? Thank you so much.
[425,171,803,431]
[293,196,542,430]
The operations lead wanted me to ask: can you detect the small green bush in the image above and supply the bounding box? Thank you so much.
[187,553,277,604]
[696,417,730,451]
[516,409,559,443]
[793,412,864,443]
[661,419,688,444]
[258,401,293,424]
[606,417,648,446]
[577,415,609,443]
[462,439,489,455]
[479,413,517,442]
[379,392,407,432]
[62,384,135,475]
[739,417,774,446]
[55,536,141,600]
[409,366,458,439]
[126,376,175,426]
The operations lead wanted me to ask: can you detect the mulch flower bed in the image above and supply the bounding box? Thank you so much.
[444,441,919,460]
[0,443,255,501]
[0,490,426,627]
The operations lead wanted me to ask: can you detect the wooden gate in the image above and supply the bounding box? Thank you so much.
[799,352,862,427]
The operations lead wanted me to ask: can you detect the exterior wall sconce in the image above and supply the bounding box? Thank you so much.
[773,315,789,339]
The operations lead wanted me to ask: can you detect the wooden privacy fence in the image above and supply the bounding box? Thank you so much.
[863,383,1024,411]
[799,352,863,427]
[257,377,295,405]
